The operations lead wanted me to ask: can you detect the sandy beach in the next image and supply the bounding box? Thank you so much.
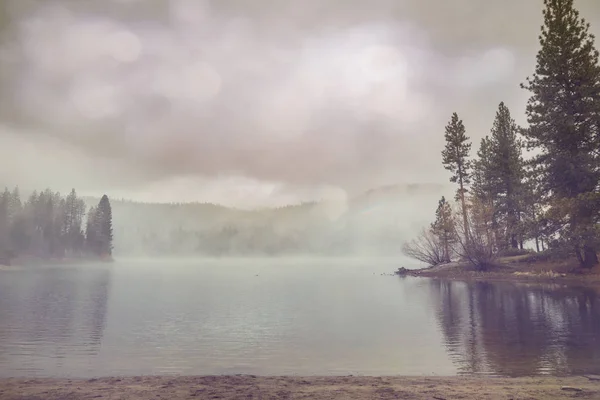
[1,375,599,399]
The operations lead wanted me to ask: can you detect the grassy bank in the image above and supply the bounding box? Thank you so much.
[1,376,599,399]
[398,254,600,288]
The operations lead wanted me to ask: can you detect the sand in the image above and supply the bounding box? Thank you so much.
[1,375,599,400]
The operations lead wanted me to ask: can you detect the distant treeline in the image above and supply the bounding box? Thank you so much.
[104,196,415,257]
[78,184,447,258]
[0,187,113,265]
[404,0,600,270]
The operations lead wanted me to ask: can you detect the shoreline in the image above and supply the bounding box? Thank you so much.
[1,255,114,269]
[1,375,599,399]
[397,258,600,289]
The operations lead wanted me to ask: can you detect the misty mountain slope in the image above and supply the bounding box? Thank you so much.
[334,183,453,253]
[85,183,453,256]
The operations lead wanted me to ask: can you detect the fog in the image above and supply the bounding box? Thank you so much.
[87,183,452,258]
[1,0,599,256]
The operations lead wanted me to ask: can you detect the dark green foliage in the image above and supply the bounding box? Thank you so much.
[404,1,600,270]
[92,195,113,258]
[442,113,472,194]
[521,0,600,267]
[85,206,97,255]
[523,247,573,263]
[0,186,114,265]
[7,187,21,218]
[62,189,86,256]
[431,196,455,262]
[472,102,526,251]
[471,137,495,204]
[83,195,113,259]
[442,112,472,238]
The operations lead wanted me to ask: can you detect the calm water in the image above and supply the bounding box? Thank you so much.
[0,259,599,378]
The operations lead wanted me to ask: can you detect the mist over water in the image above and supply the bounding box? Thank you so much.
[97,183,453,258]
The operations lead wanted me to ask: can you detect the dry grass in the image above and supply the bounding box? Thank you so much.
[402,257,600,288]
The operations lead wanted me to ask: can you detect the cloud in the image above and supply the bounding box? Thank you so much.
[0,0,599,205]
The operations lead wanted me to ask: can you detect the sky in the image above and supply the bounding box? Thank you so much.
[0,0,599,208]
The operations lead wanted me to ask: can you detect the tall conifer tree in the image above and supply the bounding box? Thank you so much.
[96,195,113,257]
[521,0,600,267]
[473,103,525,248]
[431,196,455,263]
[442,112,472,239]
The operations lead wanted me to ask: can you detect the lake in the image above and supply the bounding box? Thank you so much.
[0,259,599,378]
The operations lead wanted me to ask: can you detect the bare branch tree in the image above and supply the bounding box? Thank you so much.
[454,197,498,271]
[402,228,446,267]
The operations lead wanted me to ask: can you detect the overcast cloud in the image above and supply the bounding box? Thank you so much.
[0,0,598,207]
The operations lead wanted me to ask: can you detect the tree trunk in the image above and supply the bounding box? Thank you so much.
[444,237,450,263]
[575,245,584,266]
[510,234,518,249]
[458,178,469,242]
[507,208,518,249]
[531,207,540,252]
[582,244,598,269]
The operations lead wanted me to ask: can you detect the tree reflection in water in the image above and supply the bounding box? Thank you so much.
[0,266,111,374]
[428,279,600,376]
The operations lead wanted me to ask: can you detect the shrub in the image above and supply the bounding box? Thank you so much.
[402,228,446,267]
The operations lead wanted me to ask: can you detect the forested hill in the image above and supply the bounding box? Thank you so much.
[84,183,451,257]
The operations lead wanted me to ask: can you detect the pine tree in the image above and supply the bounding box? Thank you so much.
[442,112,472,239]
[61,189,86,256]
[431,196,455,263]
[96,195,113,258]
[0,186,116,263]
[7,186,21,224]
[26,191,42,256]
[488,103,526,249]
[85,206,98,255]
[471,141,497,252]
[7,186,29,254]
[521,0,600,267]
[54,197,67,257]
[471,137,495,204]
[521,163,548,252]
[40,189,59,257]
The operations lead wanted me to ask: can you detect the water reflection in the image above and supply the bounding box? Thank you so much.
[0,266,111,375]
[428,279,600,376]
[2,262,600,378]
